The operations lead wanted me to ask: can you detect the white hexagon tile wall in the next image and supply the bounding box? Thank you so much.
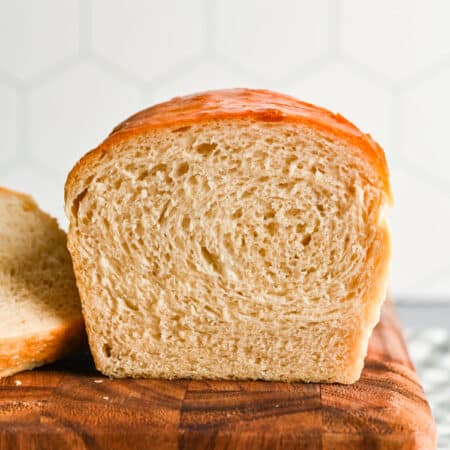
[0,0,449,302]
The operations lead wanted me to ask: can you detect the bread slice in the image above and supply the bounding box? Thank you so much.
[65,89,392,383]
[0,188,85,378]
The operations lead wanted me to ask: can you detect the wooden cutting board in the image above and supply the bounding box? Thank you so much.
[0,301,436,450]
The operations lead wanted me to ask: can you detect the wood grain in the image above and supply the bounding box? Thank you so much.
[0,301,436,450]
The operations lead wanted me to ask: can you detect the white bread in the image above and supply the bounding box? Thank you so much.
[65,89,392,383]
[0,188,85,378]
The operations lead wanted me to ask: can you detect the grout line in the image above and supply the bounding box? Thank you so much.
[78,0,93,57]
[215,52,257,79]
[339,51,394,90]
[398,52,450,91]
[327,0,340,57]
[396,157,450,199]
[203,0,217,56]
[24,56,80,90]
[389,90,403,166]
[26,154,67,185]
[0,157,20,178]
[282,55,333,86]
[15,88,30,158]
[90,52,147,88]
[0,70,22,89]
[145,52,206,91]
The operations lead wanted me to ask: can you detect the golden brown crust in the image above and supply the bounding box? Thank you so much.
[0,318,86,378]
[65,89,392,203]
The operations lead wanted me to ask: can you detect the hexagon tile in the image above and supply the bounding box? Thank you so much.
[0,0,78,81]
[0,165,67,228]
[402,67,450,188]
[0,83,17,168]
[92,0,205,82]
[340,0,450,81]
[286,62,393,156]
[215,0,329,81]
[150,60,261,105]
[1,0,450,303]
[29,61,143,178]
[389,167,450,298]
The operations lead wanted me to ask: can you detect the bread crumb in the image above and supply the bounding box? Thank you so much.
[94,379,103,384]
[64,111,390,383]
[103,396,109,400]
[14,380,22,386]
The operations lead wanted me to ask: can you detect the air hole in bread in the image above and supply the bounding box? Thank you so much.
[102,343,112,358]
[158,201,170,224]
[195,142,217,156]
[172,126,191,133]
[188,175,198,186]
[81,209,93,226]
[181,216,191,230]
[286,208,301,217]
[254,151,268,160]
[231,208,243,219]
[71,188,88,222]
[202,180,211,192]
[200,246,222,275]
[242,187,256,198]
[150,163,168,176]
[102,219,111,233]
[176,162,189,177]
[264,210,276,220]
[301,234,312,246]
[278,182,293,190]
[266,222,278,235]
[137,170,149,181]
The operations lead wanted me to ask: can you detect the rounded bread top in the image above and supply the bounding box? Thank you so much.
[65,88,391,203]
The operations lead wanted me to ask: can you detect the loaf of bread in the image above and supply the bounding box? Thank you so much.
[65,89,391,383]
[0,188,85,378]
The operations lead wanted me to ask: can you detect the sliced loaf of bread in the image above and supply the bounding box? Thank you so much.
[65,89,392,383]
[0,188,84,378]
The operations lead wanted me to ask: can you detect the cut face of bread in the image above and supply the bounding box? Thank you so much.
[0,188,84,378]
[65,89,391,383]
